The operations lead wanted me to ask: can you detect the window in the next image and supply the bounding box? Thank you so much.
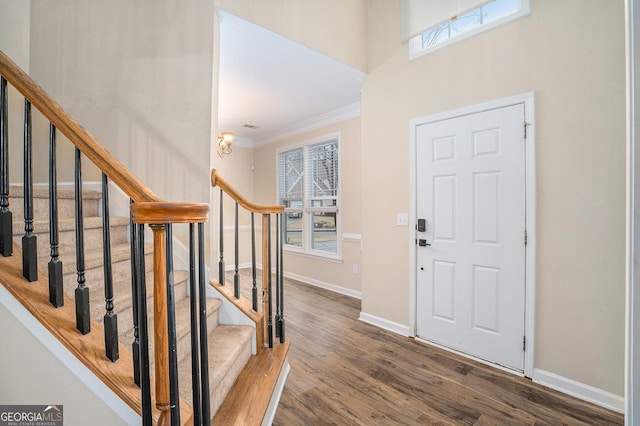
[409,0,530,60]
[277,135,340,258]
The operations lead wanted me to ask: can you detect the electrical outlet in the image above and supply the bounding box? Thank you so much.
[397,213,409,226]
[352,264,358,274]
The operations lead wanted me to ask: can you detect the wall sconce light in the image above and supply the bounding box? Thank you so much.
[217,131,235,157]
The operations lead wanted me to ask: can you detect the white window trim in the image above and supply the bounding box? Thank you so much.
[409,0,531,61]
[276,133,342,261]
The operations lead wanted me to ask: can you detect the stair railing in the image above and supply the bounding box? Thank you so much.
[131,203,210,425]
[0,50,207,425]
[210,168,286,352]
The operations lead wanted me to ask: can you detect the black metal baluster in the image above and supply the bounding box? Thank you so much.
[22,99,37,281]
[165,224,180,425]
[278,213,285,343]
[129,199,141,386]
[198,222,210,424]
[188,223,202,426]
[218,189,224,285]
[74,147,90,334]
[0,76,12,257]
[48,124,63,307]
[251,213,257,311]
[275,214,280,339]
[102,173,118,361]
[267,215,273,348]
[234,202,239,298]
[136,223,152,425]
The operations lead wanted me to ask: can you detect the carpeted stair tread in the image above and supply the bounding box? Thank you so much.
[178,325,254,416]
[9,186,101,221]
[120,297,223,367]
[91,270,189,334]
[52,243,153,295]
[9,185,102,199]
[12,216,131,235]
[13,216,130,255]
[48,242,150,273]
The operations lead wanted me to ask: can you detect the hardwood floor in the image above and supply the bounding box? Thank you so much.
[272,279,623,425]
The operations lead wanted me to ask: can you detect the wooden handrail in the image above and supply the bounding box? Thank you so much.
[211,168,286,354]
[131,202,210,224]
[0,50,159,203]
[211,169,284,214]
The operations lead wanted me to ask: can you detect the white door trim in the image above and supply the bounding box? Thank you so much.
[626,0,639,422]
[409,92,536,377]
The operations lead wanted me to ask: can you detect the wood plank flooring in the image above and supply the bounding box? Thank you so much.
[272,279,623,425]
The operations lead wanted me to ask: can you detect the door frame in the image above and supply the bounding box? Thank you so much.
[626,0,639,421]
[409,92,536,377]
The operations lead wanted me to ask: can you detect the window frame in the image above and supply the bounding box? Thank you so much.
[409,0,530,61]
[276,133,342,260]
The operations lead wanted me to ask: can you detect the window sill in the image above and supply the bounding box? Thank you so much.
[283,247,343,264]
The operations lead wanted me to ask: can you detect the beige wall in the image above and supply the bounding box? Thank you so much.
[0,303,134,425]
[28,0,214,204]
[214,145,255,202]
[253,117,362,294]
[362,0,625,395]
[0,0,30,183]
[214,0,368,73]
[0,0,30,72]
[213,145,259,269]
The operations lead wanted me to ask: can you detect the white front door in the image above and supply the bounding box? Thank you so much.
[416,103,526,371]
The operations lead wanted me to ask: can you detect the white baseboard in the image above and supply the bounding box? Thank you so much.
[224,262,252,272]
[262,359,290,426]
[282,271,361,299]
[358,312,410,337]
[229,265,361,299]
[532,368,624,413]
[34,180,102,192]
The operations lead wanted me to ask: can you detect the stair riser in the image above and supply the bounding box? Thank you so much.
[100,279,189,337]
[61,251,153,294]
[13,223,129,257]
[9,195,100,223]
[210,341,253,416]
[177,308,220,364]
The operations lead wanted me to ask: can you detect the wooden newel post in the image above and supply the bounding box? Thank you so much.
[150,224,171,425]
[131,201,210,425]
[261,214,270,350]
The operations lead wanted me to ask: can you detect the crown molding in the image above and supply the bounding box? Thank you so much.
[230,136,255,148]
[254,102,361,147]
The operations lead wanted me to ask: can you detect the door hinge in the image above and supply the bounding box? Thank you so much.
[523,335,526,351]
[524,229,528,246]
[524,121,529,139]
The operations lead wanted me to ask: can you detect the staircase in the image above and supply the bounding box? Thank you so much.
[0,49,290,425]
[9,185,254,416]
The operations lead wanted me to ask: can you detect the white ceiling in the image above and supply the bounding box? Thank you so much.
[217,10,366,145]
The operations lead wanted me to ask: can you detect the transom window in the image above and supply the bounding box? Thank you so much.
[410,0,530,60]
[277,136,340,258]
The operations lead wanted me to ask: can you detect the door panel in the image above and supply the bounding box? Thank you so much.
[416,104,526,371]
[433,175,456,241]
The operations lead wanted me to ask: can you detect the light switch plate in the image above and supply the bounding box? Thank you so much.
[397,213,409,226]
